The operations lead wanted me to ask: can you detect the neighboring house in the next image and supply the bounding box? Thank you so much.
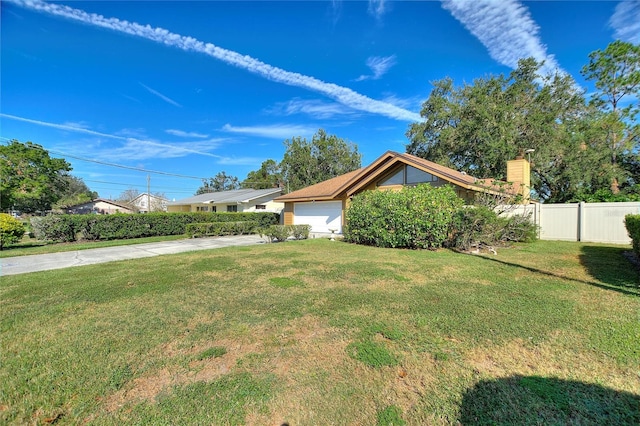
[67,198,136,215]
[167,188,284,214]
[131,193,169,213]
[275,151,531,234]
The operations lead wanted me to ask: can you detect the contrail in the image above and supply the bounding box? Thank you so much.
[10,0,421,122]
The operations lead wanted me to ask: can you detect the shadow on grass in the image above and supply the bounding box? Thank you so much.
[470,252,640,297]
[579,245,640,293]
[459,375,640,425]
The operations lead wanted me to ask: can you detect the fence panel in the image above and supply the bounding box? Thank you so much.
[539,204,579,241]
[581,202,639,244]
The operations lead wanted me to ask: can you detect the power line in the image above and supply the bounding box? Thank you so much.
[28,145,208,180]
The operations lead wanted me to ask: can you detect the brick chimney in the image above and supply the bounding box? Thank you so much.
[507,155,531,202]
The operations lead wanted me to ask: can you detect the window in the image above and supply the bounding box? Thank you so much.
[227,205,238,212]
[378,165,438,186]
[196,206,209,212]
[255,204,266,210]
[211,206,217,213]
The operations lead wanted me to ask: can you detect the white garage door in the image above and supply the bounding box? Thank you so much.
[294,201,343,233]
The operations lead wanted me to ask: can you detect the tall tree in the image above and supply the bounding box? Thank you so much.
[195,171,240,194]
[406,58,608,202]
[53,175,98,210]
[241,159,282,189]
[581,40,640,193]
[280,129,361,192]
[0,140,72,213]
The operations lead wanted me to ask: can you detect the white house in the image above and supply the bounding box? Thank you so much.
[131,193,169,213]
[167,188,284,214]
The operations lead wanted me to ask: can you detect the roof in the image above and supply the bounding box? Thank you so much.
[275,151,516,202]
[69,198,134,210]
[131,193,168,202]
[168,187,283,205]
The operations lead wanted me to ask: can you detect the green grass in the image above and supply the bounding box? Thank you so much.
[0,234,186,258]
[1,239,638,425]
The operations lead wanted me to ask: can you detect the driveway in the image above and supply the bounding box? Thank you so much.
[0,235,265,276]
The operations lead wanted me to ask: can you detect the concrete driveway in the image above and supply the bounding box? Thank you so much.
[0,235,265,276]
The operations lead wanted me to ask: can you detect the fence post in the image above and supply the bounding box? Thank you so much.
[578,201,586,242]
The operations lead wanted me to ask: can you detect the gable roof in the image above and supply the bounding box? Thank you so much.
[168,188,283,205]
[131,193,168,203]
[275,151,515,202]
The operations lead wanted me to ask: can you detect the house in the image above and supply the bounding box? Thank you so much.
[167,188,284,214]
[274,151,530,234]
[67,198,136,215]
[131,193,169,213]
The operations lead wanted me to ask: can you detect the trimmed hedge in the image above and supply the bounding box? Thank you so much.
[344,184,464,249]
[30,212,279,242]
[186,221,259,238]
[625,214,640,256]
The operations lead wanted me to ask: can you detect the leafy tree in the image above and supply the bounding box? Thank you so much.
[241,159,282,189]
[53,175,98,210]
[581,40,640,193]
[195,171,240,194]
[0,140,72,213]
[406,58,611,202]
[280,129,361,192]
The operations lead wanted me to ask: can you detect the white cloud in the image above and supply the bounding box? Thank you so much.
[356,55,397,81]
[10,0,421,122]
[0,113,222,160]
[610,1,640,44]
[268,98,355,119]
[139,82,182,107]
[368,0,388,20]
[441,0,564,77]
[166,129,210,138]
[222,123,317,140]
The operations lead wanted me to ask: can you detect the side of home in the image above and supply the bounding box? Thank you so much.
[275,151,530,235]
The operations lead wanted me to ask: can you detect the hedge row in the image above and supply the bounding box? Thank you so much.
[30,212,280,242]
[186,221,259,238]
[625,214,640,256]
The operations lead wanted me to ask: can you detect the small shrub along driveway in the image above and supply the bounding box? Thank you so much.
[1,240,638,424]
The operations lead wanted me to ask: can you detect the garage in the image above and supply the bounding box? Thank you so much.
[293,201,343,234]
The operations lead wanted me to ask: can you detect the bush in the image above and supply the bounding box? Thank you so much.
[452,206,537,250]
[29,212,280,243]
[344,184,464,249]
[0,213,25,250]
[625,214,640,256]
[185,221,259,238]
[259,224,311,243]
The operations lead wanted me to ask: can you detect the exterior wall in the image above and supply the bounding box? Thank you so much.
[283,203,294,225]
[240,197,284,213]
[167,205,191,213]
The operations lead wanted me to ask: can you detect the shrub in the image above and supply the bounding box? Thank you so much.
[290,224,311,240]
[30,215,77,242]
[452,206,537,250]
[344,184,463,249]
[625,214,640,256]
[260,225,291,243]
[0,213,25,250]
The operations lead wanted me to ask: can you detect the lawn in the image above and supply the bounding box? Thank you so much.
[1,239,638,425]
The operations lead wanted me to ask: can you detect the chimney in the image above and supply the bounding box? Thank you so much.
[507,156,531,203]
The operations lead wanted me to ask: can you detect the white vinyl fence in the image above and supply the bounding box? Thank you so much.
[503,202,640,245]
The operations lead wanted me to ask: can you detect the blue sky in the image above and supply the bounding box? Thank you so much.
[2,1,639,201]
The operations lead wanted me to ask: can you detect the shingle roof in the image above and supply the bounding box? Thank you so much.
[275,151,515,202]
[168,188,282,205]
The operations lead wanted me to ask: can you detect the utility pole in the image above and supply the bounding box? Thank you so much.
[147,174,151,213]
